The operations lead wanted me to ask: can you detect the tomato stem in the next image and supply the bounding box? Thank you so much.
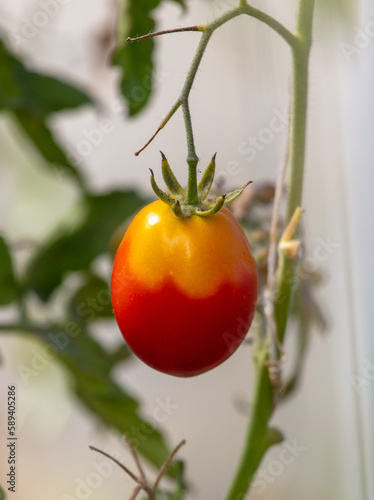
[133,4,296,157]
[182,99,199,205]
[274,0,315,345]
[224,341,283,500]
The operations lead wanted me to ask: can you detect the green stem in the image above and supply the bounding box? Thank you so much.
[135,3,296,197]
[182,99,199,205]
[223,2,315,499]
[180,29,212,205]
[274,0,315,343]
[180,3,296,205]
[224,343,282,500]
[241,3,297,47]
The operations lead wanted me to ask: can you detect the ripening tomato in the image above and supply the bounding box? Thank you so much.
[111,200,258,377]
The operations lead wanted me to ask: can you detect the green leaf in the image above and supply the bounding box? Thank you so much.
[69,274,113,322]
[27,190,147,301]
[0,236,19,305]
[0,38,91,115]
[113,0,186,115]
[0,484,5,500]
[281,276,327,400]
[0,37,91,183]
[37,326,176,474]
[12,110,83,183]
[113,0,164,116]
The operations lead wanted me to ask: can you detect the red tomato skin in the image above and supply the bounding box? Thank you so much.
[112,276,256,377]
[111,201,258,377]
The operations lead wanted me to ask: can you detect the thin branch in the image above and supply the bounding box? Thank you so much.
[124,436,147,484]
[89,446,140,484]
[133,4,296,157]
[135,101,181,156]
[128,485,142,500]
[126,26,201,42]
[267,137,290,291]
[263,112,290,388]
[152,440,186,492]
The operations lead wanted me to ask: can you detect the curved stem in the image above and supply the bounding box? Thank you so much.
[134,3,296,156]
[240,3,297,47]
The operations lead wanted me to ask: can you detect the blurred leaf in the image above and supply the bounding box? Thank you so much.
[0,38,91,115]
[0,236,19,305]
[113,0,158,116]
[27,190,147,301]
[0,37,91,184]
[281,277,328,400]
[0,484,5,500]
[69,273,113,322]
[12,110,83,183]
[37,325,178,474]
[113,0,185,116]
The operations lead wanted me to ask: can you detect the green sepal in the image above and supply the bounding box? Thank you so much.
[195,195,226,217]
[149,152,251,218]
[198,153,216,202]
[171,200,184,217]
[149,169,175,206]
[160,151,185,197]
[224,181,252,205]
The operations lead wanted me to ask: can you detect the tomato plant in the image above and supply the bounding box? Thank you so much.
[111,199,258,377]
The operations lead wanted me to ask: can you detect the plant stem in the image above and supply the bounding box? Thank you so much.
[274,0,315,343]
[182,100,199,205]
[224,1,315,499]
[180,3,296,205]
[224,342,282,500]
[241,3,297,47]
[176,28,209,202]
[179,29,211,205]
[126,26,201,42]
[134,4,296,156]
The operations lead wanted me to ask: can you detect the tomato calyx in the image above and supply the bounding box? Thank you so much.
[150,152,251,217]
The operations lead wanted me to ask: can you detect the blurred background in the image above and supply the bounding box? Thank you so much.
[0,0,373,499]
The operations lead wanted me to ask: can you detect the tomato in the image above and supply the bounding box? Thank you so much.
[111,200,258,377]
